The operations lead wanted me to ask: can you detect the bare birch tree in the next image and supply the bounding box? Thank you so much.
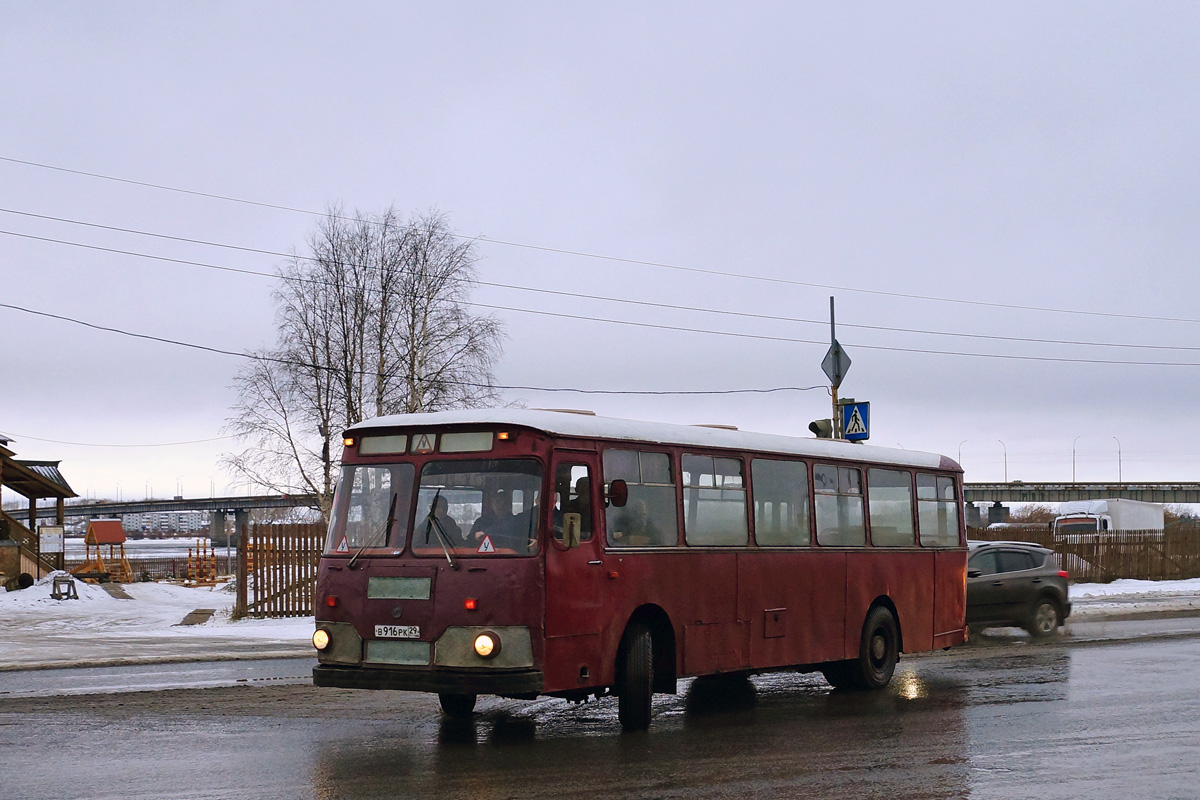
[223,207,503,518]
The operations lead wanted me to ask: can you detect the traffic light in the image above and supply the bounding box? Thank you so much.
[809,419,834,439]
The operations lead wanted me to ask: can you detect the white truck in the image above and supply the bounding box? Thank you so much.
[1052,499,1165,539]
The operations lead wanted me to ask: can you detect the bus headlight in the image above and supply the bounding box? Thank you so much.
[313,629,331,650]
[473,631,501,659]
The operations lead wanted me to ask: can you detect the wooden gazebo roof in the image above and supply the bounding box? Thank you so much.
[1,439,76,501]
[86,519,127,545]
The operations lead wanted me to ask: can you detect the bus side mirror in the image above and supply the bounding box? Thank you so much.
[562,513,582,548]
[606,479,628,508]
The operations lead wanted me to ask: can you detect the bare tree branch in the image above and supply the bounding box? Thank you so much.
[222,207,505,519]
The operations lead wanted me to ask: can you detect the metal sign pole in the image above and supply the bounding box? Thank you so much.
[830,297,841,438]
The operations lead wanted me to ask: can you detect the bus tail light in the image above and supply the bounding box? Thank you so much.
[325,595,339,608]
[473,631,502,659]
[464,598,477,610]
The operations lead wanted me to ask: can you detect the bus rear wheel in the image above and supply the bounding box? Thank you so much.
[438,692,477,717]
[857,606,899,689]
[822,606,899,690]
[617,624,653,731]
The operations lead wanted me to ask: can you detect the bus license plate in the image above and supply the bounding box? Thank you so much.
[375,624,420,639]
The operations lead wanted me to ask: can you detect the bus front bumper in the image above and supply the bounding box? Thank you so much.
[313,664,544,695]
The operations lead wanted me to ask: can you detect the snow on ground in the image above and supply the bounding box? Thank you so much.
[0,571,313,643]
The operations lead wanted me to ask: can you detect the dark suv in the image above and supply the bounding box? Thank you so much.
[967,541,1071,637]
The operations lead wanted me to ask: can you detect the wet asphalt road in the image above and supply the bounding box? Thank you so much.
[2,627,1198,800]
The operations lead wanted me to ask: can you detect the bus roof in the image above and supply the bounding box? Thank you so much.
[349,409,959,472]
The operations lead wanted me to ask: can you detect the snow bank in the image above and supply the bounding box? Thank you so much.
[1071,577,1200,600]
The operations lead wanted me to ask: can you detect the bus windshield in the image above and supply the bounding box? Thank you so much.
[324,463,416,554]
[412,459,543,557]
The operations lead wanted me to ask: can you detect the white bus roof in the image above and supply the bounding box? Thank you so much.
[350,409,957,471]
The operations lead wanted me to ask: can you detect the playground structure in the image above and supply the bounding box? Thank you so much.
[70,519,133,583]
[186,539,220,586]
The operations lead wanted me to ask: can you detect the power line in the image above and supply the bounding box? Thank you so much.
[6,215,1200,355]
[0,429,232,448]
[471,302,1200,367]
[5,154,1198,326]
[6,296,1200,369]
[0,301,828,394]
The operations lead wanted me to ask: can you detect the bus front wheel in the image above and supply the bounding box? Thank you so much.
[438,692,477,717]
[617,624,653,731]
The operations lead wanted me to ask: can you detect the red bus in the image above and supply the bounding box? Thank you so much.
[312,409,968,730]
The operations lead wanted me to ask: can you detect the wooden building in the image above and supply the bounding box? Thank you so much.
[1,435,76,589]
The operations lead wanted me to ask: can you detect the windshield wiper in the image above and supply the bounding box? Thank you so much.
[424,489,459,570]
[348,491,397,570]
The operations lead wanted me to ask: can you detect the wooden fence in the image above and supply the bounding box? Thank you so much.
[236,522,323,618]
[968,525,1200,582]
[64,556,207,581]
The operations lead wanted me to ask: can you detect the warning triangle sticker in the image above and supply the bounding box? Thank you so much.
[414,433,435,453]
[477,536,496,554]
[335,536,349,553]
[844,408,867,436]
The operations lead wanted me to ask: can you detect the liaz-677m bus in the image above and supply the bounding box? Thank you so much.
[312,409,968,730]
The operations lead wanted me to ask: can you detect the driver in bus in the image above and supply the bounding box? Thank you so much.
[472,489,537,553]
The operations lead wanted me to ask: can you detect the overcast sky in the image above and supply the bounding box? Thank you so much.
[4,2,1200,502]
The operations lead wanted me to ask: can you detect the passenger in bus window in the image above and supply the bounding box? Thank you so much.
[611,499,663,546]
[471,490,508,538]
[428,495,462,541]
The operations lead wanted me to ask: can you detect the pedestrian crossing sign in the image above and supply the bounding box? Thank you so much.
[841,402,870,441]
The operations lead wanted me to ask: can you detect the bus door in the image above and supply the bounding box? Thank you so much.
[545,453,605,637]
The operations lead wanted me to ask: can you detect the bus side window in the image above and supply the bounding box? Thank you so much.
[553,462,593,542]
[604,449,679,547]
[917,473,960,547]
[682,454,748,546]
[815,464,866,546]
[751,458,810,546]
[867,468,915,547]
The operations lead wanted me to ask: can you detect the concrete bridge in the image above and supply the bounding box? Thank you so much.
[963,483,1200,504]
[51,494,321,546]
